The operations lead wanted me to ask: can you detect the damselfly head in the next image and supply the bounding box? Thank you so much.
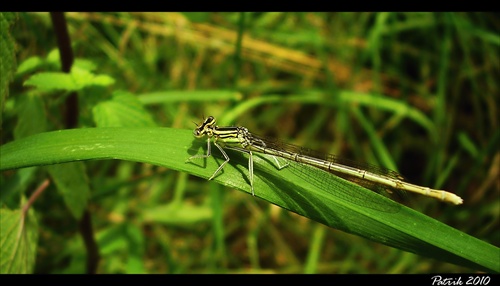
[204,116,216,126]
[193,116,217,138]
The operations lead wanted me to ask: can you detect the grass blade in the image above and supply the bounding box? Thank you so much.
[1,127,498,272]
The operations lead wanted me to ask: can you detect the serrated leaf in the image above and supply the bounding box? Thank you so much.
[92,91,156,127]
[24,72,76,91]
[70,66,114,89]
[47,162,90,220]
[0,207,39,274]
[23,67,114,92]
[17,55,97,76]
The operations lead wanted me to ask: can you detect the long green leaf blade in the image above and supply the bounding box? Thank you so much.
[0,127,498,272]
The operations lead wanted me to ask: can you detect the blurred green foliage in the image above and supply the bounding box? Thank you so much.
[1,12,498,273]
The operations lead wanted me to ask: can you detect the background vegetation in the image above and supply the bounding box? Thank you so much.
[1,12,498,273]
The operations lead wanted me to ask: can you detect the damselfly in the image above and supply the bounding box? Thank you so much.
[186,116,463,205]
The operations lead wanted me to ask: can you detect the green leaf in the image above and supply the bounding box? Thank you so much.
[23,67,114,92]
[70,66,115,89]
[0,127,498,272]
[73,59,97,72]
[0,207,39,274]
[16,54,97,77]
[92,91,157,127]
[46,48,61,64]
[124,224,146,274]
[46,162,90,220]
[13,93,47,139]
[16,56,44,76]
[24,72,76,91]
